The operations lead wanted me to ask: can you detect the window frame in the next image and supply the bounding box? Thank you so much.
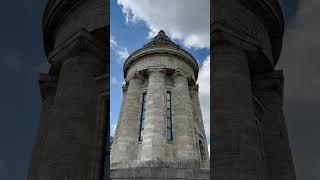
[166,91,173,141]
[139,92,147,141]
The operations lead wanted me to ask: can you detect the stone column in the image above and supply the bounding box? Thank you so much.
[190,84,209,163]
[213,45,264,180]
[110,73,143,165]
[141,69,166,161]
[252,70,296,180]
[172,71,197,163]
[38,54,102,180]
[28,76,56,180]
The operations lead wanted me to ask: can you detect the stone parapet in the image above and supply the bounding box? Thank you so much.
[111,167,209,180]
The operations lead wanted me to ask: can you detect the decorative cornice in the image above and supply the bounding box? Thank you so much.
[124,30,198,80]
[48,29,106,74]
[124,48,199,81]
[239,0,284,64]
[213,0,284,66]
[126,71,145,85]
[43,0,85,56]
[172,69,190,79]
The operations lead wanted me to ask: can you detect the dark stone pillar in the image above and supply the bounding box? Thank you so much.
[35,30,105,180]
[27,75,56,180]
[213,45,265,180]
[252,70,296,180]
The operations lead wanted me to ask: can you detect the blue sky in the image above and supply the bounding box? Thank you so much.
[109,0,211,145]
[0,1,47,179]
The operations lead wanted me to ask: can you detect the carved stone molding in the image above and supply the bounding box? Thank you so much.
[126,71,145,85]
[43,0,85,55]
[123,31,199,80]
[48,29,106,75]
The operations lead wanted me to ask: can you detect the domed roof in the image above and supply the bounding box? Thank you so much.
[143,30,180,49]
[123,30,199,79]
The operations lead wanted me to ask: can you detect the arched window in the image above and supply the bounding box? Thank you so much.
[199,139,206,161]
[139,92,147,141]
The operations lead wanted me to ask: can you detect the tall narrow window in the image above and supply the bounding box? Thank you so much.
[100,95,109,180]
[139,93,147,141]
[199,140,206,161]
[166,91,173,141]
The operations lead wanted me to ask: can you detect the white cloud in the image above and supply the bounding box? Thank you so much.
[198,56,210,142]
[117,0,210,49]
[110,120,118,137]
[111,76,118,86]
[207,145,210,157]
[110,34,130,63]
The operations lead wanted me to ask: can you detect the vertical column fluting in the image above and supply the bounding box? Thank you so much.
[110,74,142,165]
[38,55,101,180]
[191,85,209,163]
[172,72,197,163]
[141,69,166,161]
[191,86,205,133]
[253,71,296,180]
[213,45,264,180]
[28,84,56,180]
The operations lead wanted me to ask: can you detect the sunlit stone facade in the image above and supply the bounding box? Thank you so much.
[110,30,209,179]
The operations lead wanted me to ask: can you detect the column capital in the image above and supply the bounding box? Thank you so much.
[48,29,106,75]
[126,71,145,85]
[146,66,166,75]
[172,69,192,81]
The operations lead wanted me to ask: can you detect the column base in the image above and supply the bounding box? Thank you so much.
[110,167,209,179]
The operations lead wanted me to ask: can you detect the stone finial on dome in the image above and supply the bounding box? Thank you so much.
[144,30,180,48]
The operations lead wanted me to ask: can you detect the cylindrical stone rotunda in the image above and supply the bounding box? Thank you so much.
[28,0,109,179]
[212,0,296,179]
[110,30,209,179]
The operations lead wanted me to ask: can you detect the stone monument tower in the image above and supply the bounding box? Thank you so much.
[110,30,209,179]
[212,0,296,179]
[28,0,109,179]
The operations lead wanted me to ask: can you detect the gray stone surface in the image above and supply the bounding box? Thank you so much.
[111,75,142,163]
[252,71,296,180]
[172,72,198,162]
[212,0,295,179]
[111,31,209,178]
[28,0,109,179]
[141,69,167,161]
[111,167,209,180]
